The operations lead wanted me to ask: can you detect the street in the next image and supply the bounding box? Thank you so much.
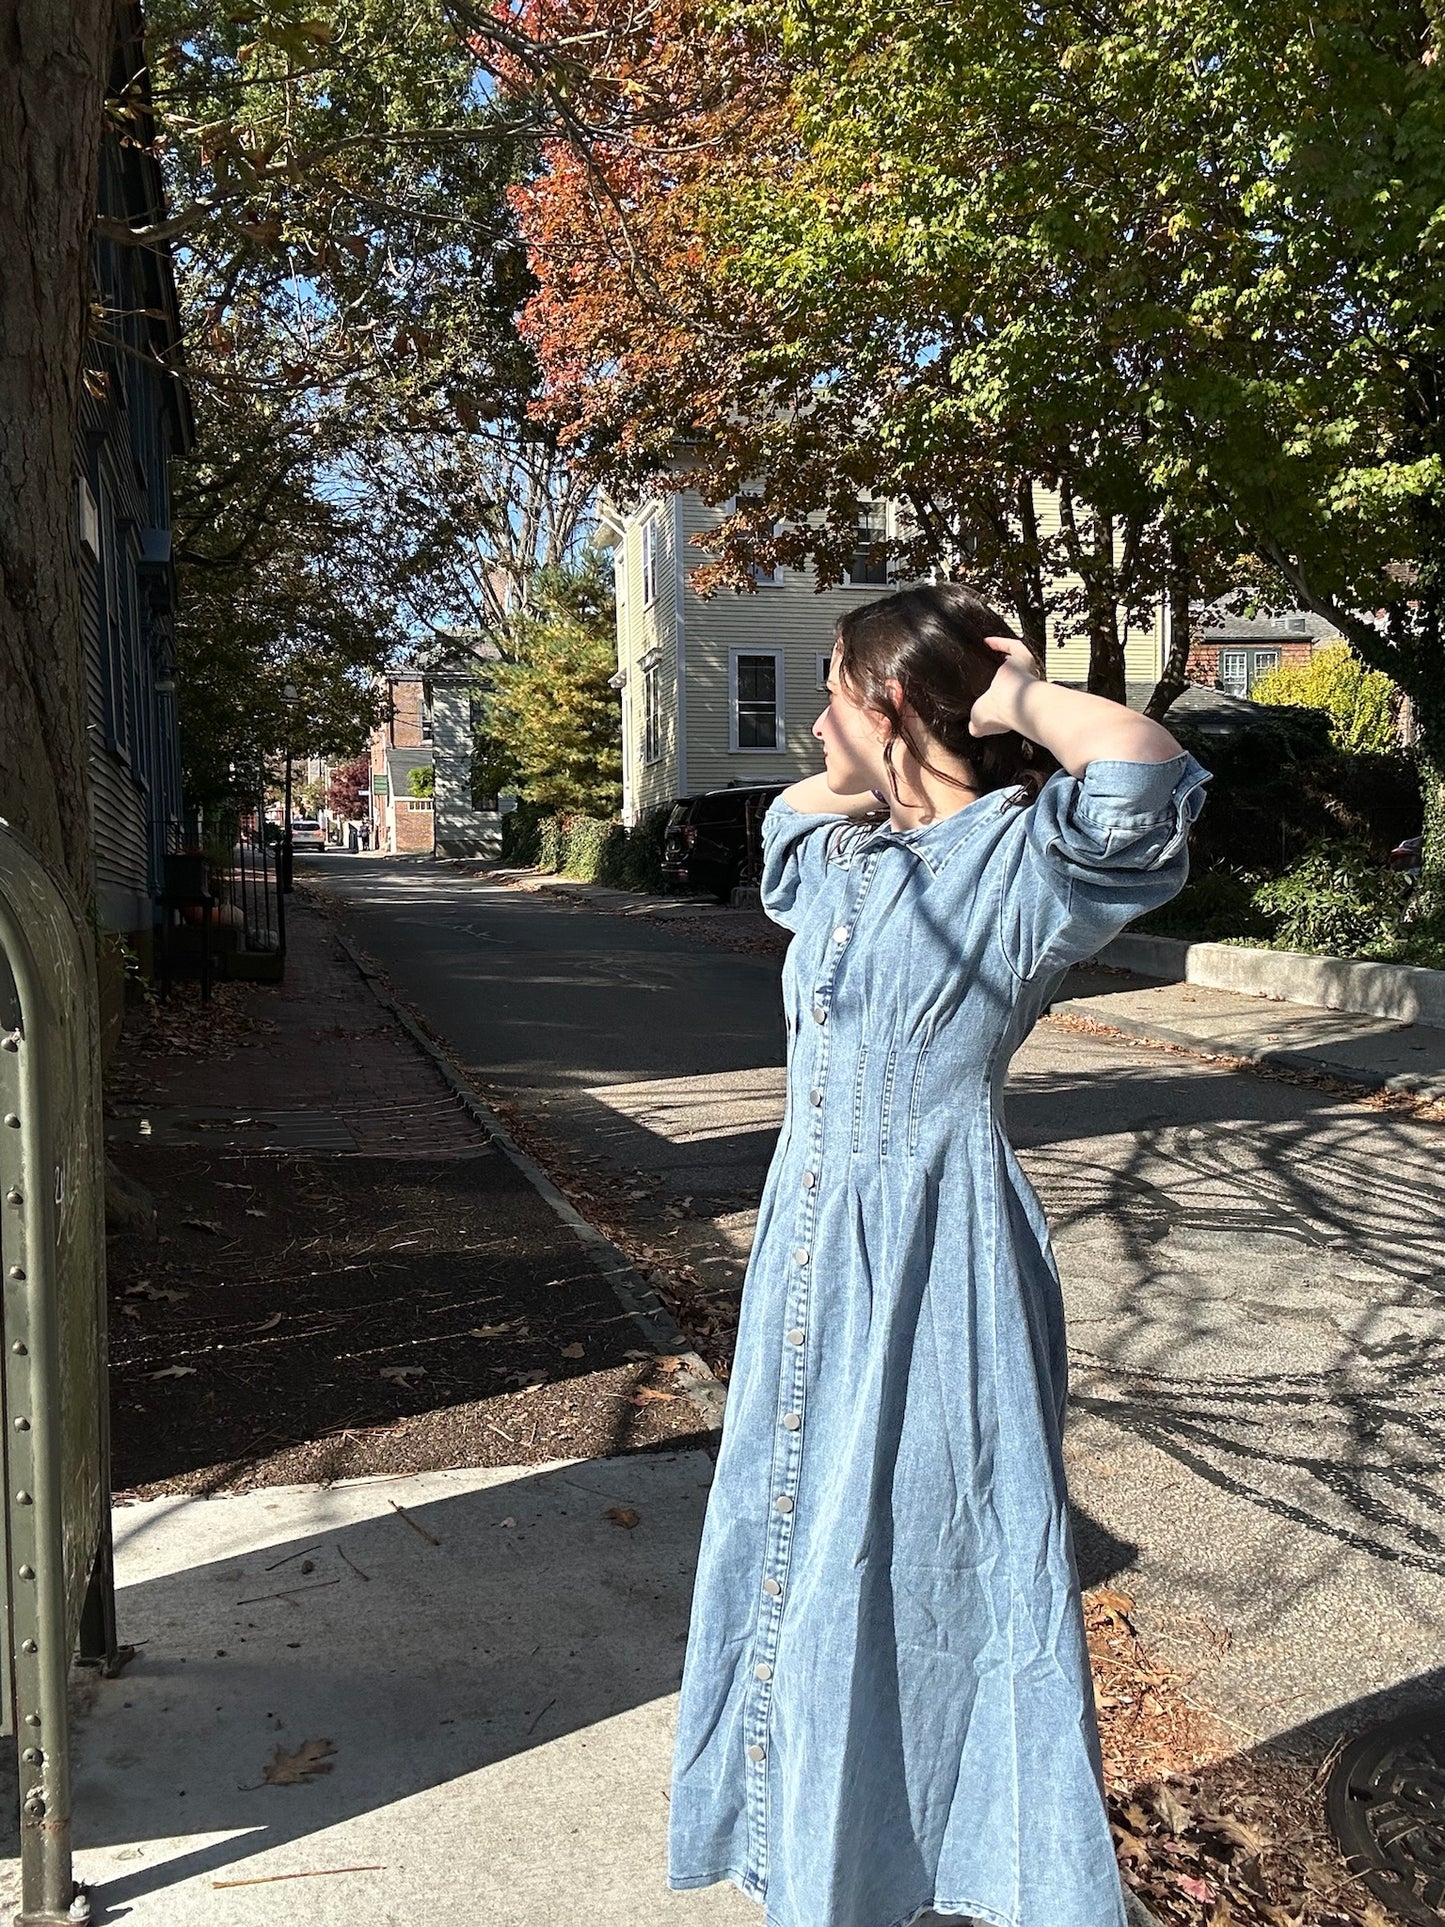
[313,855,1445,1759]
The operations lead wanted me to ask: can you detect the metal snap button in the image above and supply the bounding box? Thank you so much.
[774,1495,794,1514]
[782,1412,801,1431]
[754,1662,773,1681]
[785,1328,805,1346]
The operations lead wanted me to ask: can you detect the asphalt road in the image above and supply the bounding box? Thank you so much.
[310,854,1445,1763]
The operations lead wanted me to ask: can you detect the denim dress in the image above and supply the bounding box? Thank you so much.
[667,752,1211,1927]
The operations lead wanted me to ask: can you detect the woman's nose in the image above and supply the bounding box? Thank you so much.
[812,709,828,741]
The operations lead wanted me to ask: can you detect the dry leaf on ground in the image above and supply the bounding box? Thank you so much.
[262,1738,336,1786]
[150,1364,197,1380]
[559,1342,585,1359]
[378,1365,426,1386]
[604,1506,640,1528]
[633,1385,679,1404]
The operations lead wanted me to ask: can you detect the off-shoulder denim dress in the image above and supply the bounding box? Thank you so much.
[667,753,1211,1927]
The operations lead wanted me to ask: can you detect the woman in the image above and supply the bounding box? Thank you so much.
[667,584,1209,1927]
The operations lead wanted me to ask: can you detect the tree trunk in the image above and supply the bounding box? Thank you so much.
[1409,696,1445,932]
[1146,532,1194,720]
[0,0,112,902]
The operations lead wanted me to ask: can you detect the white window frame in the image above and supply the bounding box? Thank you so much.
[844,498,890,587]
[642,660,662,765]
[729,647,785,753]
[641,513,658,607]
[719,494,783,587]
[1218,649,1249,696]
[816,651,832,691]
[1249,648,1281,687]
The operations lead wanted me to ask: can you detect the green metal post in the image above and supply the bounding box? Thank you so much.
[0,821,112,1927]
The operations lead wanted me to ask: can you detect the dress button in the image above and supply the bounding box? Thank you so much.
[754,1662,773,1681]
[812,1005,827,1024]
[762,1577,782,1596]
[782,1412,801,1431]
[809,1088,823,1107]
[794,1246,810,1266]
[747,1742,766,1762]
[774,1494,794,1514]
[802,1170,816,1189]
[833,924,850,944]
[785,1327,805,1346]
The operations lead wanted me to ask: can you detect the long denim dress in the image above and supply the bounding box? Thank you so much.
[668,753,1211,1927]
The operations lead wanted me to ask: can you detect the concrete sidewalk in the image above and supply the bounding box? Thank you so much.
[1056,962,1445,1103]
[42,1458,757,1926]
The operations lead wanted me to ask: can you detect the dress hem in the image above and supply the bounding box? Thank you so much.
[667,1866,1020,1927]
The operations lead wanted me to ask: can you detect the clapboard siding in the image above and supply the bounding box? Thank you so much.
[614,497,682,818]
[72,40,192,943]
[1033,488,1165,687]
[677,493,904,797]
[613,488,1169,818]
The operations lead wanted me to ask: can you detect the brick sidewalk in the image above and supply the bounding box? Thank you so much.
[108,886,486,1157]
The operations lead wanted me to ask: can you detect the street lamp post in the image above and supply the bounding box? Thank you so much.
[281,681,299,894]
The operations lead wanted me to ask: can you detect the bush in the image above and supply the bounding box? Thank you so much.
[407,764,434,799]
[1250,643,1400,755]
[1134,868,1274,942]
[1249,841,1413,956]
[1168,711,1419,876]
[501,804,670,893]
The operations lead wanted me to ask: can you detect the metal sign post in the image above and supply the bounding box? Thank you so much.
[0,821,119,1926]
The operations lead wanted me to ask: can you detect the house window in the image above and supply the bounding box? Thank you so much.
[641,514,658,607]
[421,695,434,743]
[1218,648,1281,696]
[817,651,832,691]
[731,649,784,751]
[643,662,662,764]
[846,500,889,585]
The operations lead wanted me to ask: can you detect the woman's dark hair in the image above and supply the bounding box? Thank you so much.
[833,583,1059,809]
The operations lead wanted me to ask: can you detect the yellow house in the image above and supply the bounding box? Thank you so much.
[600,490,1170,823]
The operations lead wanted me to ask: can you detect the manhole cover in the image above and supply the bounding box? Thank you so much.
[1327,1714,1445,1924]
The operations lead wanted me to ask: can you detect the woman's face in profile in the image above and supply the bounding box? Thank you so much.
[814,644,887,795]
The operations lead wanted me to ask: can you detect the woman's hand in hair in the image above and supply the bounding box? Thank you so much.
[967,637,1043,738]
[969,635,1182,777]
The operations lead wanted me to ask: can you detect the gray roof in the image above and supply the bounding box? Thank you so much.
[1194,605,1341,645]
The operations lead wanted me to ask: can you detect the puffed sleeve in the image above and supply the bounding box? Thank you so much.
[998,752,1211,980]
[759,799,843,932]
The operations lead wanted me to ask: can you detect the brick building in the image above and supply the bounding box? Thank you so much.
[1187,609,1339,697]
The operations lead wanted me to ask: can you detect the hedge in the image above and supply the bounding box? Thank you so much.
[501,803,671,892]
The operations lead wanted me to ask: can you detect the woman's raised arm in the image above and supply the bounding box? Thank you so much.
[969,636,1182,776]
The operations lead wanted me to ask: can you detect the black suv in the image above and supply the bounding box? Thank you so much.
[661,784,788,901]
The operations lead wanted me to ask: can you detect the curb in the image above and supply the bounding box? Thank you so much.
[333,931,728,1437]
[1051,996,1445,1103]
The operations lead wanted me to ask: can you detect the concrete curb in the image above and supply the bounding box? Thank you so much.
[1101,930,1445,1027]
[333,931,728,1437]
[1051,994,1445,1101]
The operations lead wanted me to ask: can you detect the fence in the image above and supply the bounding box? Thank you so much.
[0,818,119,1925]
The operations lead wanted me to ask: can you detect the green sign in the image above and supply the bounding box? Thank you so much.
[372,773,388,793]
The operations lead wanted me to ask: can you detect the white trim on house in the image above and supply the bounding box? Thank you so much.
[641,511,659,607]
[728,646,787,753]
[673,494,689,795]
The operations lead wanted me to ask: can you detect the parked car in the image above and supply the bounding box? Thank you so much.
[289,817,327,853]
[662,784,788,901]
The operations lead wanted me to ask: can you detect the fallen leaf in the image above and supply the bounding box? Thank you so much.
[379,1365,426,1386]
[605,1507,640,1528]
[150,1364,197,1380]
[469,1322,520,1339]
[182,1219,223,1235]
[250,1312,283,1333]
[262,1738,336,1786]
[120,1303,141,1321]
[126,1281,188,1304]
[559,1342,584,1359]
[1152,1784,1191,1835]
[653,1354,682,1373]
[633,1386,680,1404]
[1113,1830,1150,1864]
[1174,1874,1215,1903]
[1092,1586,1135,1618]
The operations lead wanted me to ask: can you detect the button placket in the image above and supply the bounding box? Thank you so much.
[746,850,879,1876]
